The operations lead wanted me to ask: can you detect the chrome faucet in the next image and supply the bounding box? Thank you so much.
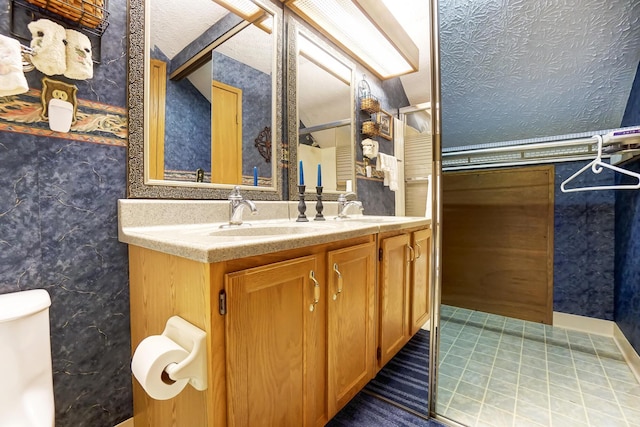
[227,186,258,226]
[337,192,363,218]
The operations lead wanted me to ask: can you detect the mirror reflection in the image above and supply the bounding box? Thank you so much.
[147,0,278,189]
[296,31,355,193]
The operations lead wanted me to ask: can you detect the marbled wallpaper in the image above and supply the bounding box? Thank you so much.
[439,0,640,148]
[554,161,616,320]
[615,74,640,354]
[614,157,640,354]
[0,1,132,426]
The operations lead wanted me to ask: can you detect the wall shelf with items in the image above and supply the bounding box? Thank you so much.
[10,0,108,62]
[361,120,379,137]
[360,95,380,114]
[358,75,381,138]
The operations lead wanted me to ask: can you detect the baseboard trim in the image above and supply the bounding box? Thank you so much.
[613,323,640,384]
[115,418,134,427]
[553,311,615,336]
[553,311,640,384]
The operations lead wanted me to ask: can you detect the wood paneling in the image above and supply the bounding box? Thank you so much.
[129,246,213,427]
[442,166,554,324]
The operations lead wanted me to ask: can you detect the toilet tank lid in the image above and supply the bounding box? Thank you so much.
[0,289,51,323]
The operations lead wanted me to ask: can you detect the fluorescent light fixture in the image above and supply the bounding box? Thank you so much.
[283,0,419,79]
[298,33,351,84]
[213,0,273,34]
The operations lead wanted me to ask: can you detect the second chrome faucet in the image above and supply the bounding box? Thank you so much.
[337,192,363,218]
[227,186,258,226]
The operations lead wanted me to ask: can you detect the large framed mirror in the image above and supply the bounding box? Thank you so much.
[285,13,357,201]
[128,0,283,199]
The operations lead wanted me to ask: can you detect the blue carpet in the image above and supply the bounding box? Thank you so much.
[327,392,444,427]
[364,328,430,415]
[328,329,435,426]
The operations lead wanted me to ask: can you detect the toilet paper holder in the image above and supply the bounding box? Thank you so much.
[161,316,208,391]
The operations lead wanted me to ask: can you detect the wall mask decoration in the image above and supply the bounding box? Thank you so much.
[27,18,67,75]
[64,29,93,80]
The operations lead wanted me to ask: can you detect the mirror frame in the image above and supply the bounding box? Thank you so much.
[127,0,284,200]
[286,12,357,201]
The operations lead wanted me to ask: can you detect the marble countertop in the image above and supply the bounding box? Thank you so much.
[118,199,431,263]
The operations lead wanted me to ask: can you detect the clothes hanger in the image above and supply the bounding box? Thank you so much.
[560,135,640,193]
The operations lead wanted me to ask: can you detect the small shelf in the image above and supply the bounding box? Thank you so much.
[360,96,380,114]
[362,120,380,137]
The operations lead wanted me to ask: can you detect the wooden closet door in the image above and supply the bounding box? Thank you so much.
[442,166,554,323]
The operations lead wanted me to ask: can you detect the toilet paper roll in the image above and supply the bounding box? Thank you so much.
[131,335,190,400]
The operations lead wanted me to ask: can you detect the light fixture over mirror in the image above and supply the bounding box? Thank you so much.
[282,0,419,79]
[127,0,283,200]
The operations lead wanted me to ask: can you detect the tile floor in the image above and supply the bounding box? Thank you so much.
[437,305,640,427]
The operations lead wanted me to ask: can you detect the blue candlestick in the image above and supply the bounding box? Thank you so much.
[317,164,322,187]
[253,167,258,186]
[299,160,304,185]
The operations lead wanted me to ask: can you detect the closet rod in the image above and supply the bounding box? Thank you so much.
[442,136,599,158]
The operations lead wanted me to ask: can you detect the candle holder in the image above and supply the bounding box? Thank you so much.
[314,186,325,221]
[296,185,308,222]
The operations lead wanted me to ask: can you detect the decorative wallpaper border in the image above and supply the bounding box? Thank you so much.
[0,89,128,147]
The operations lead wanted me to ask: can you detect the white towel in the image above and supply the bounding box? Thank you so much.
[0,35,29,96]
[28,19,67,76]
[64,29,93,80]
[376,153,399,192]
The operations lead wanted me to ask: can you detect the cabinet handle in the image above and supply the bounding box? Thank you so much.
[309,270,320,312]
[415,242,422,259]
[407,245,416,262]
[332,263,343,300]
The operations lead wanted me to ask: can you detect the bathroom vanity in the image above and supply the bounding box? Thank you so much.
[119,200,431,427]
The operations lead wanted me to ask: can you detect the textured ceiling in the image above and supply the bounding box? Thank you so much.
[440,0,640,148]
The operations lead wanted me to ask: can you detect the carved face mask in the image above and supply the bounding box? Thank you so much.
[28,19,67,76]
[64,29,93,80]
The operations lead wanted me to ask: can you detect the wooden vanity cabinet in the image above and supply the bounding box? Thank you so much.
[378,233,412,367]
[377,227,431,369]
[326,242,376,417]
[410,228,432,335]
[224,255,322,427]
[128,234,376,427]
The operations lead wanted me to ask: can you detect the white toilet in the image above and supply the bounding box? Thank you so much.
[0,289,55,426]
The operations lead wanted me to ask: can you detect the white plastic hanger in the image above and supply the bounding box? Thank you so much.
[560,135,640,193]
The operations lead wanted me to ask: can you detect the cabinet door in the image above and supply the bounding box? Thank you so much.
[411,228,432,335]
[327,242,376,417]
[379,233,411,367]
[225,256,323,427]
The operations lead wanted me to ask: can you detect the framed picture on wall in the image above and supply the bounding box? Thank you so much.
[377,110,393,140]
